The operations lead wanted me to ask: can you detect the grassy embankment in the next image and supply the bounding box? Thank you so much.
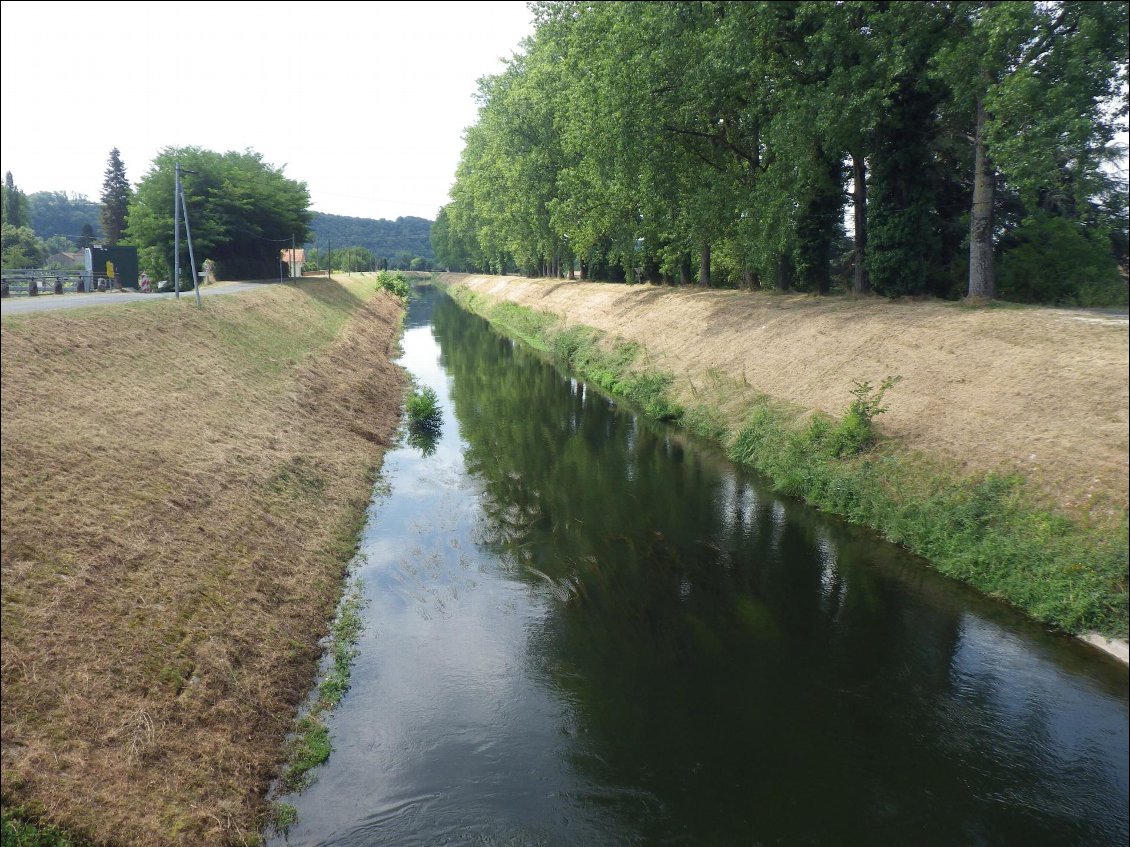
[444,280,1128,641]
[1,276,406,845]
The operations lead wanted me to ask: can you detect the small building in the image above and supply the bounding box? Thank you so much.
[281,247,305,278]
[45,251,85,269]
[84,245,139,289]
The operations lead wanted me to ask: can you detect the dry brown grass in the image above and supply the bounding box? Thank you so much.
[450,274,1129,521]
[1,277,405,845]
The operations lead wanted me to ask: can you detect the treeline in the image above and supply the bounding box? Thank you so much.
[3,148,313,281]
[25,192,102,242]
[308,212,434,267]
[1,177,102,268]
[434,1,1128,305]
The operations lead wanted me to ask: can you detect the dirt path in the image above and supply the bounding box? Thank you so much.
[450,275,1129,519]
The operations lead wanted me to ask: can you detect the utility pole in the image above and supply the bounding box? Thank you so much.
[174,163,181,298]
[179,179,201,308]
[327,238,331,278]
[292,234,296,281]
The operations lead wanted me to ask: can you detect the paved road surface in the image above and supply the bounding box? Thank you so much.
[1,281,279,316]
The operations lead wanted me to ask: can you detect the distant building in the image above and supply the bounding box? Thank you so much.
[45,251,85,269]
[281,247,305,278]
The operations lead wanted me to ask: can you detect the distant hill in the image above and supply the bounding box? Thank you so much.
[28,192,103,240]
[308,213,433,261]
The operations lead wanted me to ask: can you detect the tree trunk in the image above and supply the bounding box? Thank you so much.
[579,259,588,280]
[679,253,691,286]
[968,96,996,300]
[775,253,790,291]
[699,243,711,288]
[852,151,869,295]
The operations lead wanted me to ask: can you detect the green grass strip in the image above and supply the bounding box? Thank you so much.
[280,576,366,795]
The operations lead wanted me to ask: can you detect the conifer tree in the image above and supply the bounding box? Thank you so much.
[100,148,130,245]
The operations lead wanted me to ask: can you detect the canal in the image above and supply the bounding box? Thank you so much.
[268,286,1128,846]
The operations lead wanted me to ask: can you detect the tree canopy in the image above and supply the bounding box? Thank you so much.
[436,0,1128,305]
[127,147,312,281]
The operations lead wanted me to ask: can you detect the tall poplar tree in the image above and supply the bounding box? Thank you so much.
[934,1,1128,300]
[3,171,26,228]
[100,148,130,245]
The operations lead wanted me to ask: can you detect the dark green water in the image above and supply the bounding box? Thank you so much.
[268,287,1128,846]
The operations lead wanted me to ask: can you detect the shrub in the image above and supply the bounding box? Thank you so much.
[376,270,410,298]
[406,386,442,434]
[827,376,902,456]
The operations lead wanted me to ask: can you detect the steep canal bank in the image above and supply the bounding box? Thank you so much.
[270,287,1128,846]
[441,274,1129,647]
[1,277,406,845]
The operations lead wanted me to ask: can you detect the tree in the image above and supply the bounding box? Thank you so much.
[1,224,48,268]
[445,0,1127,305]
[100,148,130,245]
[2,172,28,228]
[45,235,76,253]
[127,147,312,281]
[78,223,96,249]
[934,1,1129,299]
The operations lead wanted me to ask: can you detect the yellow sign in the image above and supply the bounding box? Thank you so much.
[106,261,115,279]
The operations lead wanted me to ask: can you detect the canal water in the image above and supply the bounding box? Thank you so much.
[268,287,1128,846]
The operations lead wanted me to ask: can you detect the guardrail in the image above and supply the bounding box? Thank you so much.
[1,269,122,298]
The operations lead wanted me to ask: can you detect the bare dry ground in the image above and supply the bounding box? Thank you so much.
[1,278,405,844]
[450,274,1129,521]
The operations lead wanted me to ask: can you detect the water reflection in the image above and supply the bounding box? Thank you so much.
[268,287,1128,847]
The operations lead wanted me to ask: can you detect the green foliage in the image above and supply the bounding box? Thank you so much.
[727,397,1127,637]
[318,584,363,707]
[309,212,432,265]
[451,285,683,423]
[283,716,331,791]
[44,235,76,255]
[1,223,47,268]
[406,386,442,435]
[2,171,28,228]
[376,270,410,299]
[440,1,1126,304]
[998,213,1126,306]
[127,146,311,281]
[0,809,83,847]
[264,803,298,835]
[26,191,101,241]
[99,148,130,246]
[280,577,366,795]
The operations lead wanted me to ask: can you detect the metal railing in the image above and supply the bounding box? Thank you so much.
[0,269,119,297]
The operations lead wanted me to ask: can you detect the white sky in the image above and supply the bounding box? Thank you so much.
[0,0,534,221]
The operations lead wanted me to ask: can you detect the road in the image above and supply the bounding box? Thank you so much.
[0,281,279,316]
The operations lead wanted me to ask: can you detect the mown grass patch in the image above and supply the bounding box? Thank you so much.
[1,276,407,845]
[444,282,1128,639]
